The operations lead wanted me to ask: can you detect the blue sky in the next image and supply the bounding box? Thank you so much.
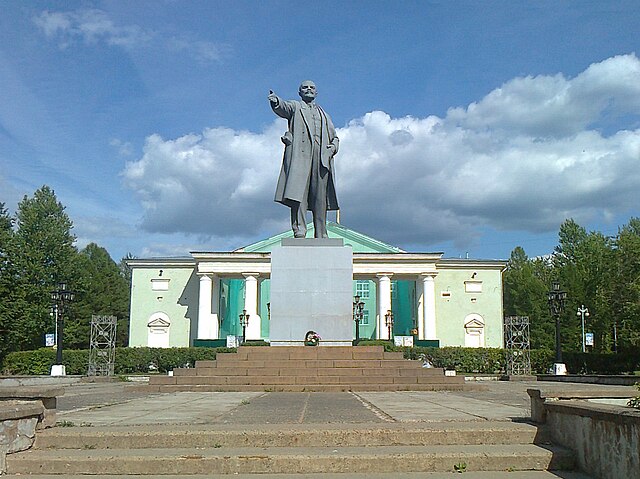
[1,1,639,261]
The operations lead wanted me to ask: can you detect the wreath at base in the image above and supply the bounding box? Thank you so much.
[304,330,321,346]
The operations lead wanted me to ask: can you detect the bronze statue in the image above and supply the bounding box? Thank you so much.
[268,81,339,238]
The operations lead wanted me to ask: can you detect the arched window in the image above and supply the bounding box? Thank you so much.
[147,313,170,348]
[464,314,485,348]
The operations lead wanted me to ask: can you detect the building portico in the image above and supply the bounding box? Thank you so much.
[127,223,506,349]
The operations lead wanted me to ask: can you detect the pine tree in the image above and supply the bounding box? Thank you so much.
[11,186,79,351]
[503,246,555,349]
[70,243,130,348]
[0,202,15,359]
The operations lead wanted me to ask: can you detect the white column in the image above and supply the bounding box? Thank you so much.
[197,274,219,339]
[421,272,438,341]
[376,273,393,340]
[242,273,262,340]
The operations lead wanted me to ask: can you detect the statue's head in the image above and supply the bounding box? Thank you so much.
[298,80,317,103]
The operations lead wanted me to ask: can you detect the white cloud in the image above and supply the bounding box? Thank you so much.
[33,9,225,62]
[109,138,133,156]
[167,37,227,63]
[33,9,150,49]
[122,54,640,250]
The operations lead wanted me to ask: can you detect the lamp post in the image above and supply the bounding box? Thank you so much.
[353,295,364,344]
[239,309,250,344]
[547,281,567,375]
[385,310,394,342]
[576,305,590,353]
[50,282,75,376]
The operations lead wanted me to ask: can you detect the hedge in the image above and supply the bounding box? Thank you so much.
[2,345,639,376]
[0,347,235,376]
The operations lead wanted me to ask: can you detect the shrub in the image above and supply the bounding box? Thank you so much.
[1,347,234,375]
[564,349,640,375]
[404,347,505,374]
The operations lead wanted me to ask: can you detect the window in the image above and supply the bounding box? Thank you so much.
[355,280,370,299]
[147,314,170,348]
[151,279,170,291]
[464,281,482,293]
[391,281,398,300]
[361,310,369,325]
[464,315,485,348]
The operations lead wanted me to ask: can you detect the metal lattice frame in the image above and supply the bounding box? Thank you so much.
[88,315,117,376]
[504,316,531,376]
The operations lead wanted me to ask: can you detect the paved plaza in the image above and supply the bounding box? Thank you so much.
[4,378,629,478]
[55,378,635,427]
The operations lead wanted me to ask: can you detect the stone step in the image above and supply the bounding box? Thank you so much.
[0,473,595,479]
[169,368,446,380]
[193,359,421,370]
[33,422,543,450]
[214,346,404,362]
[8,444,575,475]
[141,383,465,392]
[167,376,462,386]
[151,346,458,392]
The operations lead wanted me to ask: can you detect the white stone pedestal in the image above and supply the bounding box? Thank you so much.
[553,362,567,375]
[50,364,66,376]
[270,238,353,346]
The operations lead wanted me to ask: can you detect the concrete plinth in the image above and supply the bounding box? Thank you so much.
[50,365,66,376]
[553,363,567,376]
[270,238,353,346]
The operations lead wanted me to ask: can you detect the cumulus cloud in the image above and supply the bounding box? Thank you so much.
[33,9,225,62]
[122,123,286,237]
[122,54,640,249]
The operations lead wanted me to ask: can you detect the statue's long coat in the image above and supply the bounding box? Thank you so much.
[271,98,339,210]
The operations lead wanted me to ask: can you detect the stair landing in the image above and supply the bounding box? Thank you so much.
[145,346,464,392]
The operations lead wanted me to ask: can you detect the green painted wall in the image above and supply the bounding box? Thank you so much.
[434,267,504,347]
[129,264,197,347]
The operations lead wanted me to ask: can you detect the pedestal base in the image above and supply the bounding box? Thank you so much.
[50,364,66,376]
[270,238,353,346]
[270,340,353,347]
[553,362,567,375]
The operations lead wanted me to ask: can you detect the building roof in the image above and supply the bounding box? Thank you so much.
[236,221,406,254]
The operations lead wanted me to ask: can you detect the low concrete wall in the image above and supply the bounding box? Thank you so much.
[528,388,639,479]
[0,402,44,475]
[0,376,82,387]
[538,374,639,386]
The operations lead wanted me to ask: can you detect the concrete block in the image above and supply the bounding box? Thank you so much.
[270,239,353,346]
[173,368,197,376]
[393,376,418,384]
[352,350,384,360]
[288,348,319,360]
[304,360,334,368]
[317,347,353,360]
[148,376,176,385]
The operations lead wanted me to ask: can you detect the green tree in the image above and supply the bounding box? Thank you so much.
[11,186,79,351]
[503,246,555,349]
[69,243,131,348]
[554,219,615,352]
[0,202,16,359]
[611,218,640,349]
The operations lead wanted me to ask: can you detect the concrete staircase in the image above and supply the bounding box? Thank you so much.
[145,346,465,392]
[6,422,578,476]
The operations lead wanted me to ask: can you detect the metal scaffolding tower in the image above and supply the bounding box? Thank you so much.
[504,316,531,376]
[88,315,117,376]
